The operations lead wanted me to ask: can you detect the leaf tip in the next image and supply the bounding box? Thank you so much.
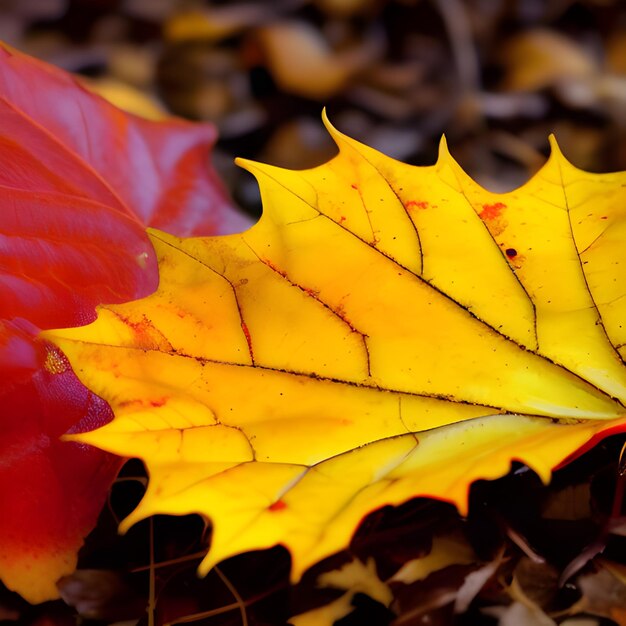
[321,107,350,150]
[60,429,108,450]
[119,509,145,535]
[60,432,82,444]
[235,156,285,183]
[197,556,214,578]
[547,134,565,160]
[437,134,452,161]
[234,156,256,174]
[320,106,332,131]
[547,134,578,172]
[234,156,276,192]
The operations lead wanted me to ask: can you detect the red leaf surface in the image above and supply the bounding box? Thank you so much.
[0,44,249,238]
[0,43,250,602]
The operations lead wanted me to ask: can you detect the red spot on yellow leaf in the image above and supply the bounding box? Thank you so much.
[263,258,287,278]
[406,200,429,210]
[269,500,287,512]
[241,321,254,360]
[479,202,506,220]
[121,316,164,351]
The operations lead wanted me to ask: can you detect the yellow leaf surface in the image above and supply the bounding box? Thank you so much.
[45,113,626,581]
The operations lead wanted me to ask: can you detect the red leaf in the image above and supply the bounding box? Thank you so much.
[0,44,249,237]
[0,44,250,602]
[1,324,119,603]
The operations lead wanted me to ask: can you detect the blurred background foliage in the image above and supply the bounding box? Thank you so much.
[1,0,625,216]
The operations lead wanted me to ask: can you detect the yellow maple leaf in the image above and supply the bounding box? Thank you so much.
[45,113,626,581]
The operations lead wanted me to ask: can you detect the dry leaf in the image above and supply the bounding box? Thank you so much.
[391,535,475,585]
[575,564,626,623]
[501,29,597,92]
[256,20,382,99]
[165,4,276,43]
[508,557,559,610]
[486,601,557,626]
[57,570,144,621]
[454,550,505,613]
[290,558,391,626]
